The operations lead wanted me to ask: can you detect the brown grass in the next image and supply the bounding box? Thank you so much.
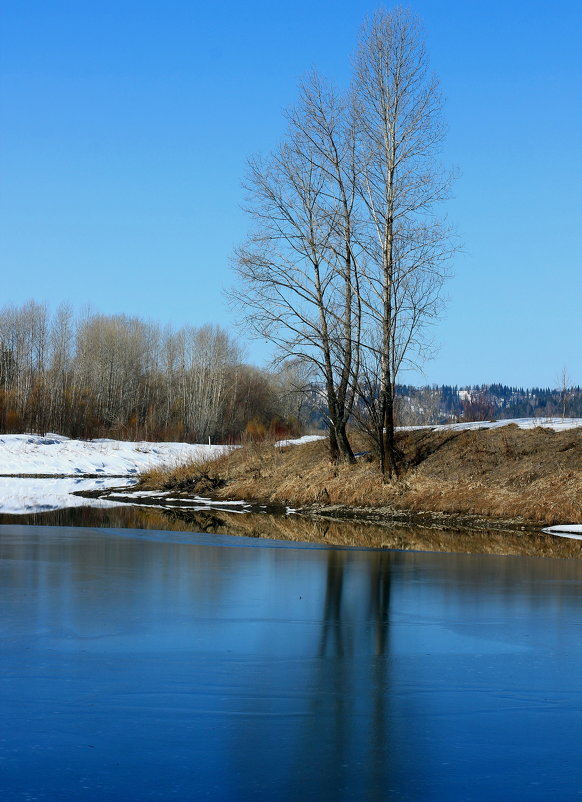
[140,425,582,526]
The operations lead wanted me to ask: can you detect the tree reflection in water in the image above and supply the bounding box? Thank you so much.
[319,550,346,657]
[3,500,581,560]
[307,548,395,801]
[3,522,582,799]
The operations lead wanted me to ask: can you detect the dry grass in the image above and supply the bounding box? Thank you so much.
[140,425,582,526]
[140,459,228,494]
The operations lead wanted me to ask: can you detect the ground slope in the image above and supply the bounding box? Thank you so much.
[141,423,582,527]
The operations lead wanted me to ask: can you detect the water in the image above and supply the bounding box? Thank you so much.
[2,523,582,800]
[2,502,580,560]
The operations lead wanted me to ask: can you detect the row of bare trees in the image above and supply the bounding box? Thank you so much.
[233,8,457,476]
[0,301,303,442]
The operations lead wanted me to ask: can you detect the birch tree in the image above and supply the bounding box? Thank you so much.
[354,7,456,476]
[47,303,75,433]
[234,8,455,473]
[233,73,361,462]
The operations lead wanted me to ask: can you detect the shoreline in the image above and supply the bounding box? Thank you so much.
[68,485,582,561]
[78,484,543,536]
[2,421,580,541]
[132,425,582,533]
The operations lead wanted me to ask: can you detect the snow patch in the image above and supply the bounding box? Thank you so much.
[0,477,136,515]
[0,434,233,477]
[542,525,582,540]
[398,417,582,433]
[275,435,326,447]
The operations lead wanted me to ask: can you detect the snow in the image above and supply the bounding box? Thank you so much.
[108,490,171,498]
[276,420,582,443]
[103,496,252,514]
[398,417,582,433]
[0,425,580,526]
[0,477,136,514]
[0,434,233,477]
[275,435,326,447]
[542,525,582,540]
[108,491,250,508]
[1,421,578,478]
[0,433,236,515]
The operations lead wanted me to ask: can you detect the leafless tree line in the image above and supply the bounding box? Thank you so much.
[233,8,457,476]
[0,300,303,442]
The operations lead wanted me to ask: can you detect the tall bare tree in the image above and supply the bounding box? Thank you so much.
[234,7,455,474]
[233,73,362,462]
[558,367,573,420]
[353,7,456,476]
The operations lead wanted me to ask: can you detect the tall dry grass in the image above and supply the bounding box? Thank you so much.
[139,426,582,525]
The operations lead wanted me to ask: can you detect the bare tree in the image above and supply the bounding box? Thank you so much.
[233,8,455,474]
[462,388,496,422]
[233,73,362,462]
[47,303,75,433]
[558,367,573,420]
[0,300,300,442]
[353,7,456,477]
[177,324,242,442]
[274,359,314,427]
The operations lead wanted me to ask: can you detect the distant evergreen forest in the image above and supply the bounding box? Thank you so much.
[293,383,582,432]
[394,384,582,425]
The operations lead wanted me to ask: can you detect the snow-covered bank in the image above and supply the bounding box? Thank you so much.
[277,419,582,443]
[3,420,577,478]
[0,423,580,528]
[0,477,136,514]
[0,434,233,477]
[399,417,582,433]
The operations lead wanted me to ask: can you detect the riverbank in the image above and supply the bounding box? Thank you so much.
[0,434,231,476]
[138,423,582,530]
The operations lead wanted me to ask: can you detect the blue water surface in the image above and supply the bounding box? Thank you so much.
[2,524,582,801]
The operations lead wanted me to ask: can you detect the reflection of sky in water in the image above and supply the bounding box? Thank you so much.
[2,526,582,800]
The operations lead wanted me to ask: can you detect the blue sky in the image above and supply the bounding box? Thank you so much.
[1,0,580,387]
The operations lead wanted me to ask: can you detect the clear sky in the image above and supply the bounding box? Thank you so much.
[1,0,580,388]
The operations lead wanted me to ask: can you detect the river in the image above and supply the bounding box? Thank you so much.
[2,507,582,800]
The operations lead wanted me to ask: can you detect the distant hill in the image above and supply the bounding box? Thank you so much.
[300,382,582,430]
[395,384,582,425]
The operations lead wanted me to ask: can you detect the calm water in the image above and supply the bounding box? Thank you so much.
[2,522,582,800]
